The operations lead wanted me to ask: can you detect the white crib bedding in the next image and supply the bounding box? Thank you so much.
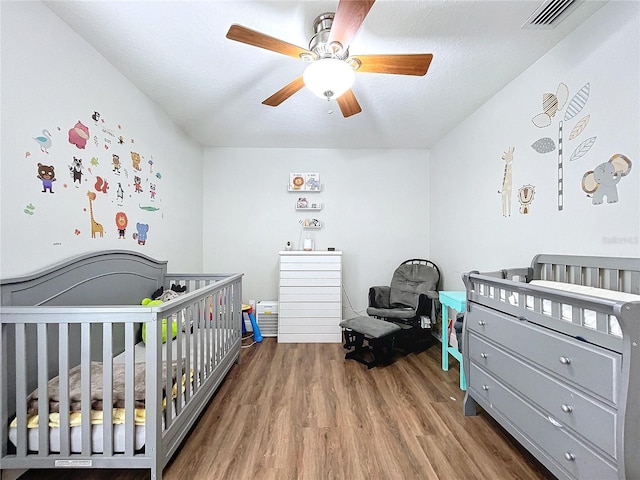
[502,280,640,337]
[9,422,146,454]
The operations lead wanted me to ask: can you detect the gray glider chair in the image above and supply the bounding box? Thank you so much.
[367,259,441,352]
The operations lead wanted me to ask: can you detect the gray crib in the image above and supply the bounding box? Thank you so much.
[462,254,640,480]
[0,250,243,480]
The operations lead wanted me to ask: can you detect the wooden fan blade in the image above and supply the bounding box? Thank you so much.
[351,54,433,76]
[336,89,362,118]
[262,76,306,106]
[328,0,376,52]
[226,24,313,60]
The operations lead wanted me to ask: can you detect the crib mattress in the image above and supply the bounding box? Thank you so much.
[9,423,145,454]
[501,280,640,337]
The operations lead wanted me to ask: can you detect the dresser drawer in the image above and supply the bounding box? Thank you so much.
[469,364,618,480]
[467,303,620,403]
[278,317,340,334]
[280,275,341,287]
[279,286,341,303]
[280,254,342,265]
[279,302,341,318]
[469,333,617,458]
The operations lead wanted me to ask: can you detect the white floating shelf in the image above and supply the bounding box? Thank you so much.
[296,204,323,211]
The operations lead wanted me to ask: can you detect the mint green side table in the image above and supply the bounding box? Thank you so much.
[439,290,467,390]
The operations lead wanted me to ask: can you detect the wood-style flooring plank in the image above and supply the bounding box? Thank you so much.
[16,338,553,480]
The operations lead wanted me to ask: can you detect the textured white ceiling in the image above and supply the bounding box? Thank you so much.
[44,0,606,149]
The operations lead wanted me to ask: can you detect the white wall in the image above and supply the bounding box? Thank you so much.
[429,1,640,290]
[0,1,205,278]
[202,147,430,316]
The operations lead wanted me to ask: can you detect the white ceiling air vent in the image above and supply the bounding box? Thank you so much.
[522,0,582,29]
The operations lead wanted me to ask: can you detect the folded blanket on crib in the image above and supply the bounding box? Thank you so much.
[12,360,192,428]
[25,360,189,414]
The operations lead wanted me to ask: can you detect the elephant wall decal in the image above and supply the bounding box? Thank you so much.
[581,154,632,205]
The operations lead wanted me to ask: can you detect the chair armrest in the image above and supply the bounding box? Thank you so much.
[416,292,438,317]
[369,286,391,308]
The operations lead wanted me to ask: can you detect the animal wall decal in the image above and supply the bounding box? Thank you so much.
[115,211,128,239]
[33,129,52,154]
[68,121,90,149]
[517,185,535,214]
[37,163,56,193]
[581,154,632,205]
[86,191,104,238]
[498,147,515,217]
[68,157,84,186]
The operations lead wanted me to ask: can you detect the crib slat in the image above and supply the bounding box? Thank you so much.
[81,323,91,455]
[15,324,27,457]
[204,300,211,378]
[174,314,184,417]
[144,313,161,473]
[58,323,70,456]
[37,323,49,456]
[102,323,113,456]
[596,312,608,334]
[165,315,173,429]
[0,323,6,459]
[184,305,190,404]
[124,322,135,456]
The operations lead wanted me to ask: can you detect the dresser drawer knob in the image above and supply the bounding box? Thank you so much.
[482,384,489,391]
[561,404,573,413]
[564,452,576,462]
[478,321,486,326]
[559,356,572,365]
[480,353,488,359]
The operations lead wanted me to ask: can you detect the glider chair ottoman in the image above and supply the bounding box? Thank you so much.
[339,316,401,369]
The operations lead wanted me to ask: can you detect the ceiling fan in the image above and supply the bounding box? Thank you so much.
[225,0,433,118]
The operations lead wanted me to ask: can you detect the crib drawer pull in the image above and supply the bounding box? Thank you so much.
[480,353,488,359]
[561,404,573,413]
[482,384,490,391]
[564,452,576,462]
[559,356,572,365]
[478,321,486,326]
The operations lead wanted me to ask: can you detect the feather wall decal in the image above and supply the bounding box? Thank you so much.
[564,83,590,121]
[569,136,597,161]
[568,115,590,140]
[531,137,556,153]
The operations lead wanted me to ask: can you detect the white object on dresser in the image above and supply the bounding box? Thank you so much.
[278,251,342,343]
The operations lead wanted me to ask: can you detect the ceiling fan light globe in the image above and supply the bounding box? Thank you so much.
[303,58,355,100]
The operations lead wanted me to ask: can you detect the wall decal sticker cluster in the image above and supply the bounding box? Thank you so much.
[25,109,164,246]
[529,80,633,210]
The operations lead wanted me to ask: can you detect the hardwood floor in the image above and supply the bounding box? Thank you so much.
[18,338,554,480]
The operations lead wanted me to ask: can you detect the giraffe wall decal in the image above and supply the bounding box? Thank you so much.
[87,191,104,238]
[498,147,515,217]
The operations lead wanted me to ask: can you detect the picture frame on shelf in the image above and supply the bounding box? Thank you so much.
[288,172,322,191]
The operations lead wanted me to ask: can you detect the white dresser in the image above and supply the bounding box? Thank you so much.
[278,251,342,343]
